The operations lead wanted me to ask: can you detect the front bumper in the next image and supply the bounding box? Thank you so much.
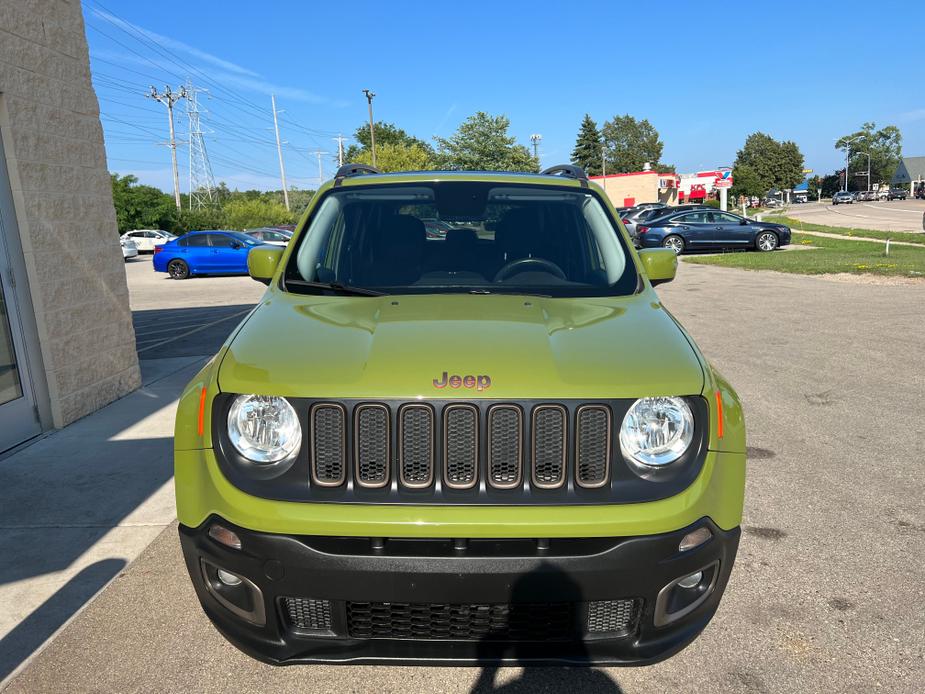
[179,516,739,666]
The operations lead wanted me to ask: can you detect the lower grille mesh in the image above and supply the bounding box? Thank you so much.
[347,601,576,641]
[587,599,639,635]
[281,597,333,631]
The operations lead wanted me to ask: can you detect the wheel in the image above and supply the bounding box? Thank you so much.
[662,235,685,254]
[756,231,779,252]
[167,259,190,279]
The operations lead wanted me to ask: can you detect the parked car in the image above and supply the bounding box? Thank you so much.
[832,191,855,205]
[622,204,707,239]
[120,229,176,253]
[853,190,871,202]
[420,218,456,239]
[242,227,292,246]
[152,230,261,279]
[886,188,907,201]
[636,209,791,254]
[120,236,138,261]
[173,163,746,666]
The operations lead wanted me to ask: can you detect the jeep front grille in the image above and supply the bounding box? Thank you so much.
[576,405,611,488]
[310,404,346,486]
[355,404,389,488]
[587,599,640,635]
[444,405,478,489]
[280,597,333,631]
[399,405,434,488]
[487,405,522,489]
[532,405,567,488]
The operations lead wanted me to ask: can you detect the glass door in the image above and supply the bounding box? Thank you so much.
[0,150,42,452]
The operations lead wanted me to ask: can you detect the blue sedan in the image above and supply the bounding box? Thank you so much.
[153,230,261,279]
[636,210,791,254]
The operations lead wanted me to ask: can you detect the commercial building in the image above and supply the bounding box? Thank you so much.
[0,2,140,452]
[678,170,723,203]
[590,170,679,208]
[892,156,925,195]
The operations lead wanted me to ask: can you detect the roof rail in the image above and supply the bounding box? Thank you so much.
[333,163,381,184]
[540,164,588,181]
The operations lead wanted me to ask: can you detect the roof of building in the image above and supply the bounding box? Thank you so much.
[892,156,925,183]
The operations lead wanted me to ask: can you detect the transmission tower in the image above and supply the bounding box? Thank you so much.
[186,81,216,210]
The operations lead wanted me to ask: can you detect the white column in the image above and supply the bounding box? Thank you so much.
[719,187,728,211]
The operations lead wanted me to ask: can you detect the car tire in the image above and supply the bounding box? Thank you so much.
[662,235,685,254]
[167,259,190,280]
[756,231,779,252]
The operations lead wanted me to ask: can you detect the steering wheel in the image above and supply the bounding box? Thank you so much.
[493,257,566,283]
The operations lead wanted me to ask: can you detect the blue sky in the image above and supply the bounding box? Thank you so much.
[85,0,925,193]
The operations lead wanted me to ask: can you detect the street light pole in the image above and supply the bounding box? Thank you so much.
[362,89,376,167]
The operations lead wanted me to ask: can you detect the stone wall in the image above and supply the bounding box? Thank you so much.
[0,0,140,426]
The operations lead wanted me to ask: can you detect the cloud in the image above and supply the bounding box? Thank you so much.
[91,8,259,77]
[897,108,925,122]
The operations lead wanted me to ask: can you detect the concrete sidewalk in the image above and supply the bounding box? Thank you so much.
[0,355,206,684]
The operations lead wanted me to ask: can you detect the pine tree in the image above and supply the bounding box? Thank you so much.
[571,114,602,176]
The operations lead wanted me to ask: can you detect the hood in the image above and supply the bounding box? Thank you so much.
[218,292,705,400]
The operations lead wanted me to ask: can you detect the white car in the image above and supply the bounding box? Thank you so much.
[120,237,138,261]
[120,229,176,253]
[242,228,292,246]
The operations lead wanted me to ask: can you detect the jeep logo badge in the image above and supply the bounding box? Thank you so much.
[433,371,491,391]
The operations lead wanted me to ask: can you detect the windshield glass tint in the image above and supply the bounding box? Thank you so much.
[284,182,636,297]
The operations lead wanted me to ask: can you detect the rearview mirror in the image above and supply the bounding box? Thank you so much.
[247,245,284,285]
[638,248,677,286]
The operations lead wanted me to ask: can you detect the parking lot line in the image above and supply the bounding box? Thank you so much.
[135,308,253,355]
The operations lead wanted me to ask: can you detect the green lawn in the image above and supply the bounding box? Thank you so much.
[683,233,925,278]
[764,215,925,245]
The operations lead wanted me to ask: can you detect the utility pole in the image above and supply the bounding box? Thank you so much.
[362,89,376,166]
[333,134,346,167]
[314,149,328,183]
[146,85,187,211]
[271,94,290,211]
[601,146,606,177]
[530,133,542,161]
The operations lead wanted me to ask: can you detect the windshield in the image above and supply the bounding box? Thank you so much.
[283,182,637,297]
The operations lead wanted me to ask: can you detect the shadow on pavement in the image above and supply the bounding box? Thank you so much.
[132,304,254,359]
[0,559,126,681]
[470,564,624,694]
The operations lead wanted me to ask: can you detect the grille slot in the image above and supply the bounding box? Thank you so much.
[399,405,434,488]
[443,405,479,489]
[355,404,390,488]
[587,599,639,635]
[281,597,333,631]
[310,404,346,486]
[487,406,522,489]
[576,405,611,488]
[532,405,567,489]
[347,601,576,641]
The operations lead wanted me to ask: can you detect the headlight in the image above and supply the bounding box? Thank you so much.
[619,397,694,468]
[227,395,301,463]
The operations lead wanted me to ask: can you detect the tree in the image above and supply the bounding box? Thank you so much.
[344,121,434,163]
[835,122,902,189]
[222,198,293,230]
[434,112,538,172]
[571,114,602,175]
[354,142,436,172]
[109,174,176,233]
[600,115,665,173]
[731,132,805,197]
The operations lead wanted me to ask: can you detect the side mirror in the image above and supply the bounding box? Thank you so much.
[247,245,284,285]
[638,248,677,286]
[740,218,749,225]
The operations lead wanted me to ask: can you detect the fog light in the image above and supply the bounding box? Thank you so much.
[677,571,703,589]
[679,527,712,552]
[208,524,242,550]
[217,569,243,586]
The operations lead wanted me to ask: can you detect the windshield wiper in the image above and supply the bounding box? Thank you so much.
[467,289,551,298]
[284,278,385,296]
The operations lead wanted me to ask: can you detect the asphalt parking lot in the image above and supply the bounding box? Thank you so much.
[784,198,925,232]
[4,257,924,692]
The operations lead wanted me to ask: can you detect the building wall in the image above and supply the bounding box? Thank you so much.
[592,172,678,208]
[0,0,140,427]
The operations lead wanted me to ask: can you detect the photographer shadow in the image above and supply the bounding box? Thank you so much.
[470,563,624,694]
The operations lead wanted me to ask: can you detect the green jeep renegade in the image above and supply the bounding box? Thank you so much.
[174,164,745,666]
